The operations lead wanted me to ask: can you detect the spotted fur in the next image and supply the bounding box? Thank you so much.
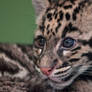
[0,0,92,92]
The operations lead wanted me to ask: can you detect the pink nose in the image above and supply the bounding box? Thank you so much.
[40,67,53,76]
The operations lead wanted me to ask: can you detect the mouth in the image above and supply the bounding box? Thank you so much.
[47,66,73,82]
[38,66,79,90]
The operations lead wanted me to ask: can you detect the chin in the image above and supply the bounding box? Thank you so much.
[48,76,76,90]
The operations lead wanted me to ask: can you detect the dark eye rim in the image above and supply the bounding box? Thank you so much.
[62,37,76,49]
[34,35,46,49]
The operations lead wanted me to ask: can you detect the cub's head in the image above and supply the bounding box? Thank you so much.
[32,0,92,90]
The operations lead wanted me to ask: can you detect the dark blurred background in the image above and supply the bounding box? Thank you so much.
[0,0,36,44]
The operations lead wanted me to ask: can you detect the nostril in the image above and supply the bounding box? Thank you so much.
[48,68,53,72]
[40,67,53,76]
[53,59,58,64]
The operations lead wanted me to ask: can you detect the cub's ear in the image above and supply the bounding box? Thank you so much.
[32,0,58,17]
[32,0,48,17]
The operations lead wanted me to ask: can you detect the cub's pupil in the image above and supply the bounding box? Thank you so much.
[39,38,45,46]
[62,37,75,48]
[37,36,46,47]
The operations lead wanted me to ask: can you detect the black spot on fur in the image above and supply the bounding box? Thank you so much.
[47,13,52,21]
[74,7,80,14]
[59,11,64,20]
[78,39,88,45]
[48,0,58,4]
[64,5,72,9]
[62,26,69,38]
[65,12,71,21]
[72,7,80,21]
[46,8,52,13]
[47,30,50,35]
[39,25,45,32]
[71,47,81,51]
[89,38,92,47]
[47,13,52,18]
[82,52,92,61]
[61,23,78,38]
[55,13,58,19]
[51,29,53,32]
[70,0,75,4]
[72,13,77,21]
[46,24,50,30]
[55,23,61,33]
[39,16,46,32]
[78,38,92,47]
[52,32,55,36]
[69,58,80,62]
[57,10,64,22]
[69,23,78,31]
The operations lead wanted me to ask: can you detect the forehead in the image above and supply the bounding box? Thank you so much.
[35,0,89,40]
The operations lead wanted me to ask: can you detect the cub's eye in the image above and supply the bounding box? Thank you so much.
[62,37,75,48]
[34,36,46,48]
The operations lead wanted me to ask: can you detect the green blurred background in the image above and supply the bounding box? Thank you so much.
[0,0,36,44]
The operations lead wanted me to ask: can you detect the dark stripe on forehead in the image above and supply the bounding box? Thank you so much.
[61,23,79,38]
[82,52,92,61]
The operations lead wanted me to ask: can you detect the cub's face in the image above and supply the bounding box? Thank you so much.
[32,0,92,90]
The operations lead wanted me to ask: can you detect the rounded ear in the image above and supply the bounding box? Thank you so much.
[32,0,48,17]
[32,0,59,17]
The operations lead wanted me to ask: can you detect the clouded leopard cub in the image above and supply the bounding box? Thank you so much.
[0,0,92,92]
